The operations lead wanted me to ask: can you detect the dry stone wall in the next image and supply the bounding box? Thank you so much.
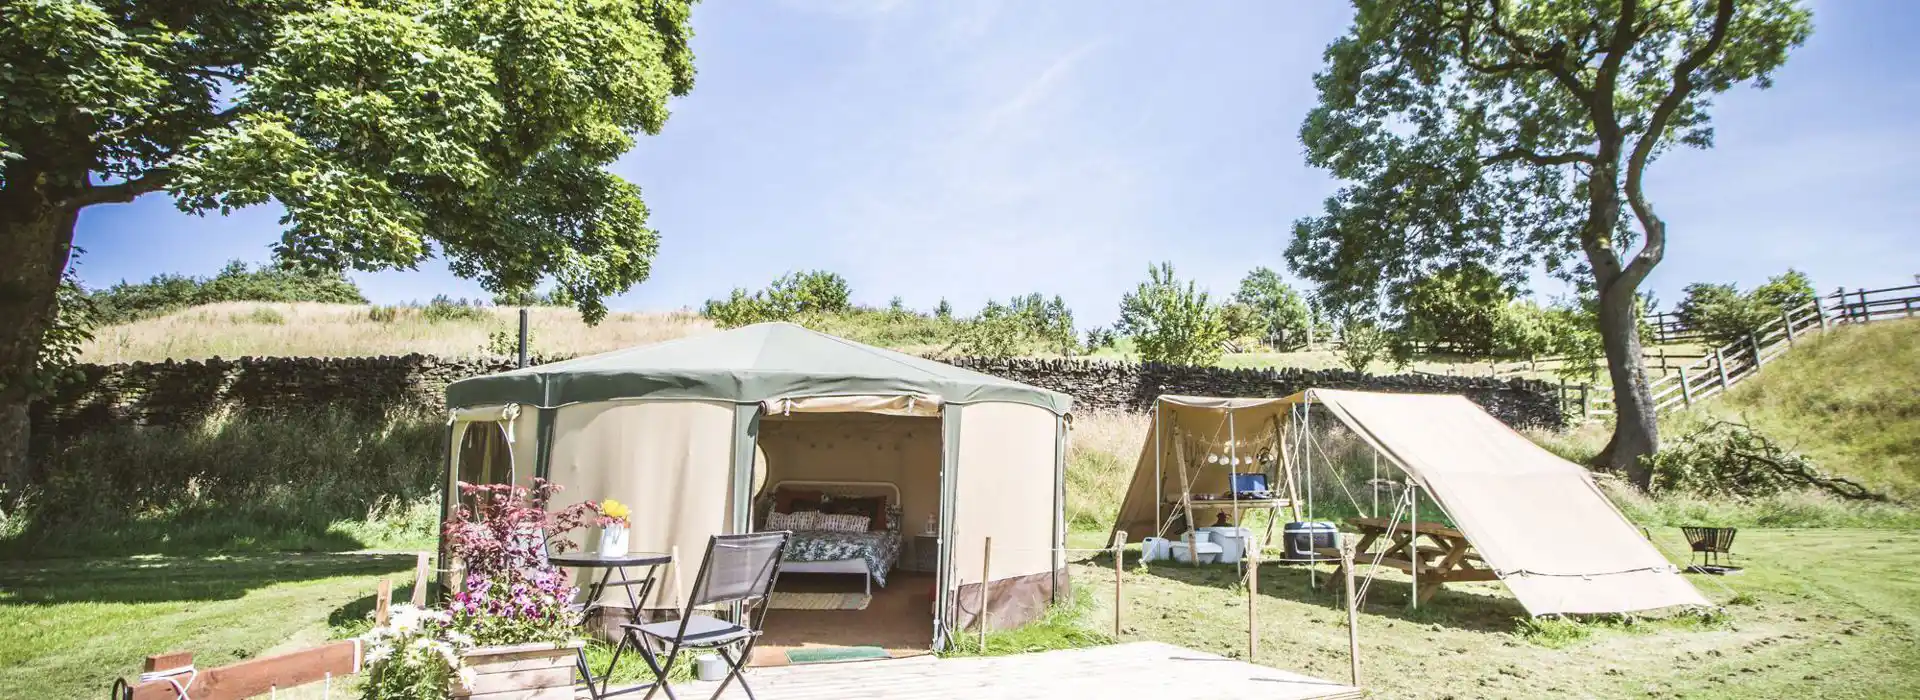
[31,354,1563,443]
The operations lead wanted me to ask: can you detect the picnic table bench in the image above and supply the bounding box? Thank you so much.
[1316,516,1498,603]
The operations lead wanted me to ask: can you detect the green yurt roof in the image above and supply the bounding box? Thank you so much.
[445,322,1072,414]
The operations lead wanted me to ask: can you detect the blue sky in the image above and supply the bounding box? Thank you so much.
[73,0,1919,328]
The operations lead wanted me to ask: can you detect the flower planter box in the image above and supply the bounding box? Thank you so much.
[452,641,584,700]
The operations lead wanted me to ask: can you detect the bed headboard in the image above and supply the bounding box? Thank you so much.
[766,479,901,505]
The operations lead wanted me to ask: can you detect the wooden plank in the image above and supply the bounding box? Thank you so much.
[1346,516,1465,540]
[128,641,360,700]
[453,665,572,694]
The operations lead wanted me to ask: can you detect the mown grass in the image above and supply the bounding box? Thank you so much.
[1096,528,1920,698]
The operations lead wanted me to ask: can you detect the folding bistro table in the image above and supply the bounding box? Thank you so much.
[550,551,673,698]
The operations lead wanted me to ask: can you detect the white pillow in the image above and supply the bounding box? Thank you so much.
[816,513,870,533]
[766,510,820,531]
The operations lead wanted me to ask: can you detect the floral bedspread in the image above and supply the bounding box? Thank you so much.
[782,529,901,587]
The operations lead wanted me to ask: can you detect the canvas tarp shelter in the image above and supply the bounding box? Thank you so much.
[1113,390,1709,616]
[442,322,1073,648]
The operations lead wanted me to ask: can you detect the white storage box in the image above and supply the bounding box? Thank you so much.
[1166,539,1223,564]
[1206,527,1255,564]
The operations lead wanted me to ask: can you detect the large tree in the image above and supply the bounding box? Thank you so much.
[0,0,696,488]
[1286,0,1810,487]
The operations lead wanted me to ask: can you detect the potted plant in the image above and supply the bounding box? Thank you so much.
[596,498,632,554]
[361,479,596,700]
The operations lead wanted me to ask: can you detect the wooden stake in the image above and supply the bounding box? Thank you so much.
[670,545,685,610]
[375,578,392,627]
[979,537,993,651]
[1342,540,1361,688]
[1111,530,1127,639]
[1246,544,1259,660]
[411,552,430,607]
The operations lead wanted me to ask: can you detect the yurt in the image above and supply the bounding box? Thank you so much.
[440,322,1072,654]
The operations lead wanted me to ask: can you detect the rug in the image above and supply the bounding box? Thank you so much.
[769,591,871,610]
[784,646,891,665]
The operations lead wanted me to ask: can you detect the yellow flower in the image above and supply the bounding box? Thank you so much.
[600,499,631,522]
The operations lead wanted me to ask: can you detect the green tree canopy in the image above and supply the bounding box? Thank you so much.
[0,0,698,486]
[1285,0,1811,484]
[1232,267,1312,347]
[1117,262,1227,366]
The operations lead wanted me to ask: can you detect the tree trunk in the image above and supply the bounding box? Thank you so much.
[1592,273,1659,487]
[0,202,80,495]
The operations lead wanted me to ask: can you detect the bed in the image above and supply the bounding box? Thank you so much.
[764,480,903,595]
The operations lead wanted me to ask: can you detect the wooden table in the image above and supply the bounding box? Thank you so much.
[1318,516,1497,603]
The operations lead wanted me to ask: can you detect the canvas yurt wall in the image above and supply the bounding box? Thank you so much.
[946,401,1068,632]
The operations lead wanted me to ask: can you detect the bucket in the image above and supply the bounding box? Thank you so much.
[1140,537,1169,562]
[696,654,726,681]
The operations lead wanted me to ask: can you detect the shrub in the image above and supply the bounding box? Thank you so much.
[1676,269,1817,347]
[89,259,367,323]
[237,307,287,324]
[1117,262,1227,365]
[421,295,489,323]
[367,305,403,323]
[1395,263,1515,356]
[484,327,527,356]
[1338,320,1390,373]
[702,270,851,327]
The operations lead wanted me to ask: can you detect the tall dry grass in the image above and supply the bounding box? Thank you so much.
[79,302,717,363]
[1065,411,1148,530]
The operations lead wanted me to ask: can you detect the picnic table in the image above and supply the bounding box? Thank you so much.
[1317,516,1498,603]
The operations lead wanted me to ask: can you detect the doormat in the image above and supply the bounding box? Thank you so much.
[769,592,871,610]
[784,646,890,665]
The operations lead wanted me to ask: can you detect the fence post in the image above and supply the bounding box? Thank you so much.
[1816,293,1830,330]
[1858,288,1871,322]
[1579,384,1591,418]
[1246,543,1259,660]
[412,552,430,607]
[1679,367,1693,407]
[1714,346,1731,390]
[1748,332,1764,369]
[1836,286,1850,322]
[979,537,993,651]
[1557,379,1567,415]
[517,307,531,368]
[1111,531,1126,640]
[1782,309,1796,345]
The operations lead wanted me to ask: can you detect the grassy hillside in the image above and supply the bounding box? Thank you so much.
[1698,318,1920,498]
[79,302,715,363]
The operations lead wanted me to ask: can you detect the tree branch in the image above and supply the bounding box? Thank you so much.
[1620,0,1734,287]
[1483,0,1595,103]
[1483,147,1596,166]
[62,170,173,208]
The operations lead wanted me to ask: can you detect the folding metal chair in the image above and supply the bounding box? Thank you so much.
[610,531,791,700]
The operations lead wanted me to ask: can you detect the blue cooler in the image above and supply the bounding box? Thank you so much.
[1281,521,1338,562]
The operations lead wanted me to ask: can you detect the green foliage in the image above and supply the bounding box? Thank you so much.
[29,267,97,400]
[1677,269,1818,346]
[1,0,698,322]
[420,295,489,323]
[485,326,528,356]
[1338,320,1391,373]
[955,294,1079,358]
[1394,264,1517,356]
[1217,303,1263,351]
[88,259,367,324]
[1117,262,1226,366]
[702,270,853,327]
[1643,421,1805,498]
[934,298,953,320]
[4,408,443,557]
[1083,325,1117,351]
[1232,267,1312,347]
[492,287,574,308]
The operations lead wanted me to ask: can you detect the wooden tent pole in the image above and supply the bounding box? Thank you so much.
[411,552,430,607]
[1174,426,1200,567]
[1342,538,1361,687]
[1247,543,1260,659]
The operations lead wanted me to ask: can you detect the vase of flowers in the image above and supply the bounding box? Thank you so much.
[361,479,595,700]
[595,498,632,555]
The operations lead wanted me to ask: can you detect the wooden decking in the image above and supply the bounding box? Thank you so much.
[617,641,1362,700]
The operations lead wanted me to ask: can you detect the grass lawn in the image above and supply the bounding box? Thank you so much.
[0,553,414,700]
[7,530,1917,699]
[1078,528,1920,699]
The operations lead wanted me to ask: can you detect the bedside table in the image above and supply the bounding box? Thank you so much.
[905,534,939,572]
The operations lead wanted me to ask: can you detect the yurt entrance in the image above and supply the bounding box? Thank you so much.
[749,401,945,664]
